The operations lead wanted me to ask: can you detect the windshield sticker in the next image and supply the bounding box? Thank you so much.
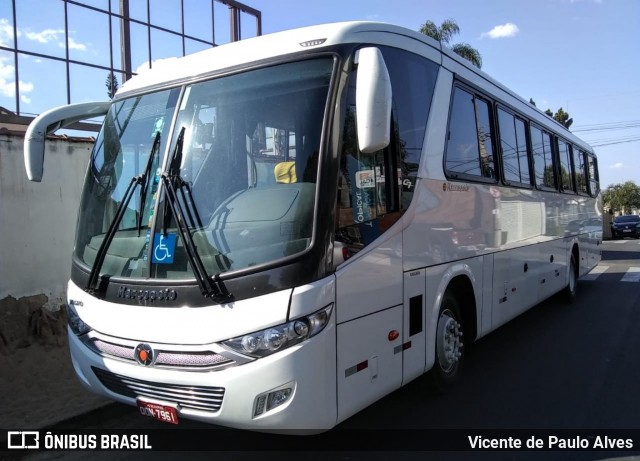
[355,170,375,189]
[152,233,177,264]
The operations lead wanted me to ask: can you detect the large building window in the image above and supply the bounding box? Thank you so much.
[0,0,261,118]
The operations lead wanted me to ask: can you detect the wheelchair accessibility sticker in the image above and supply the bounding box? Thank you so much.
[152,233,177,264]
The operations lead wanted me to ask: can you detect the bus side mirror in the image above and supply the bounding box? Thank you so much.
[355,47,392,153]
[24,101,111,182]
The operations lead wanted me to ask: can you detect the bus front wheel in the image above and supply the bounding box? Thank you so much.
[432,292,465,392]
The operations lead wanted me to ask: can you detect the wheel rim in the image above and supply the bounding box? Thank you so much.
[436,309,463,374]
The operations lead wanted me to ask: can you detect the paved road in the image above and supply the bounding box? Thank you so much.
[13,239,640,461]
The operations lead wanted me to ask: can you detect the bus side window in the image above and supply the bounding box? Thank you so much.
[497,107,531,186]
[573,147,588,195]
[531,125,556,190]
[557,138,574,193]
[445,86,496,181]
[586,153,599,196]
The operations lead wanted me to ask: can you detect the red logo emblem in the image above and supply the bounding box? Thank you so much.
[134,343,154,366]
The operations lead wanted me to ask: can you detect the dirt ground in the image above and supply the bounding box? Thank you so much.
[0,340,109,429]
[0,299,109,429]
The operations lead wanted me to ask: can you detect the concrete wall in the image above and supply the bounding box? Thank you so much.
[0,133,93,306]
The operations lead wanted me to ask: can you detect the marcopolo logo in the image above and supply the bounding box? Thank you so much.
[117,286,177,302]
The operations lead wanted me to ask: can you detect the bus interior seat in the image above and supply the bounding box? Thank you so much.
[274,161,297,183]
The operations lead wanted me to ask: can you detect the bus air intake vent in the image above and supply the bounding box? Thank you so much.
[92,367,225,413]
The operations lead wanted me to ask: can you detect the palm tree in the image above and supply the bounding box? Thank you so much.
[419,19,482,69]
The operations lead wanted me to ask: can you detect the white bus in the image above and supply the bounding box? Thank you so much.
[24,21,601,432]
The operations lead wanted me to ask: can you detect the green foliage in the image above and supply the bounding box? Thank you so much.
[551,108,573,129]
[419,19,482,69]
[528,100,574,129]
[602,181,640,213]
[106,72,119,99]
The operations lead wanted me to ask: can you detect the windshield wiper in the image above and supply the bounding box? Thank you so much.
[161,127,231,302]
[86,136,161,294]
[137,131,161,236]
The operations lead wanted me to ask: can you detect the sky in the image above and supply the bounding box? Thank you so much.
[1,0,638,188]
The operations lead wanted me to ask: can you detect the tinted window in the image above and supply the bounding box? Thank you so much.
[498,108,530,185]
[531,125,556,189]
[557,139,573,192]
[614,215,640,223]
[573,147,588,194]
[515,118,530,185]
[587,153,599,196]
[336,47,438,253]
[446,87,496,180]
[380,46,438,206]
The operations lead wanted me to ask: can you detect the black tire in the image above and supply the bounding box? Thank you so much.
[564,254,578,303]
[431,291,466,392]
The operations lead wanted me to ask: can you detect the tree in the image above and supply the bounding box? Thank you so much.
[529,99,574,129]
[106,72,119,99]
[551,107,573,129]
[602,181,640,214]
[419,19,482,68]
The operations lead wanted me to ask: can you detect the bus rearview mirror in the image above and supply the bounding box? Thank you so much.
[355,47,392,153]
[24,101,111,182]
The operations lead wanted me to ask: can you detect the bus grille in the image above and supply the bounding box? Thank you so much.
[92,367,225,413]
[86,338,234,369]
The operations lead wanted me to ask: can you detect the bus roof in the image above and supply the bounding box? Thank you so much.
[117,21,440,97]
[117,20,594,154]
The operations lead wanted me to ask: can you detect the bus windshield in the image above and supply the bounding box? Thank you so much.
[74,57,334,282]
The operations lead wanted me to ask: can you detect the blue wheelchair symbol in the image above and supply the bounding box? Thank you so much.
[152,233,177,264]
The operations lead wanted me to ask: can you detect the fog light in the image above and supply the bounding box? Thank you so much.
[267,388,292,411]
[253,385,294,417]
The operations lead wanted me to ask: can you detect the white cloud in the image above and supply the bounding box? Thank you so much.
[0,18,20,47]
[66,37,87,51]
[480,23,520,39]
[610,162,623,169]
[0,56,34,102]
[22,27,88,51]
[26,28,64,44]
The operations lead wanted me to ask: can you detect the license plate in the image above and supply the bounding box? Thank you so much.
[623,229,631,233]
[137,399,179,424]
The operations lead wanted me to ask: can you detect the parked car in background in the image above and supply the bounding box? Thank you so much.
[610,215,640,239]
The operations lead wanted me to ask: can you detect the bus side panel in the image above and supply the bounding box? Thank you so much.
[336,305,403,423]
[491,245,539,330]
[335,228,403,324]
[402,269,426,385]
[537,239,566,301]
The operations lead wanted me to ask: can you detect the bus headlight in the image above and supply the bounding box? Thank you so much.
[67,303,92,336]
[222,304,333,358]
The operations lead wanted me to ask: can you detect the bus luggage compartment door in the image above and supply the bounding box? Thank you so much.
[336,305,403,423]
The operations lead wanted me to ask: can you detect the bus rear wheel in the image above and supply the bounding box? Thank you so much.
[564,254,578,304]
[432,292,465,392]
